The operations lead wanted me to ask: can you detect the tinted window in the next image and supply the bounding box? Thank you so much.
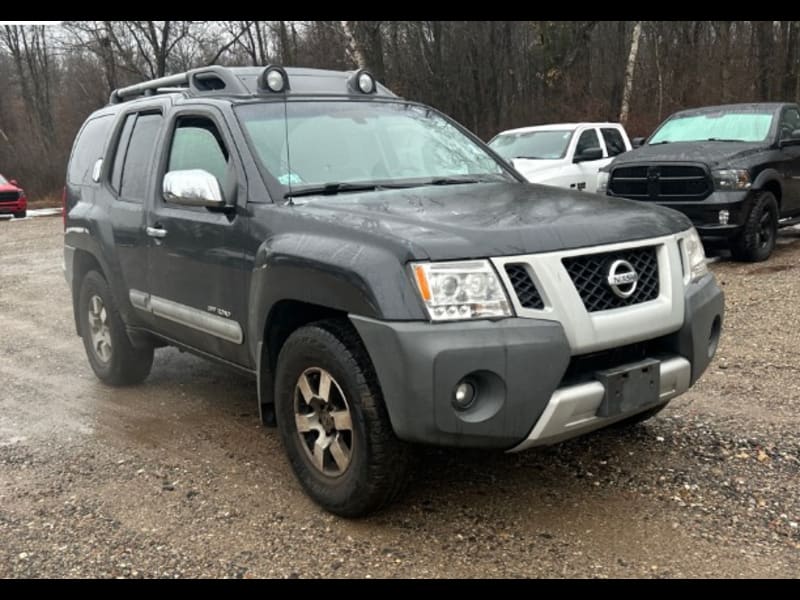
[779,108,800,139]
[168,118,229,186]
[601,128,626,157]
[67,115,113,185]
[575,129,600,155]
[120,113,163,202]
[110,114,136,194]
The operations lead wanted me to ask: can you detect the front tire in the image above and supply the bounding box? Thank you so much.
[12,210,26,219]
[78,270,153,385]
[730,191,778,262]
[274,319,411,517]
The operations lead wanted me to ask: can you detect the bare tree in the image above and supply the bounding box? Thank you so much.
[619,21,643,125]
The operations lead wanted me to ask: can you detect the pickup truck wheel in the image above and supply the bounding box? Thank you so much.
[12,210,26,219]
[730,192,778,262]
[274,320,411,517]
[78,270,153,386]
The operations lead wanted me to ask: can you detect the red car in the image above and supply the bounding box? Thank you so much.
[0,174,27,218]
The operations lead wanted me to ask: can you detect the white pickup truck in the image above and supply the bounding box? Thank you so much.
[488,122,633,193]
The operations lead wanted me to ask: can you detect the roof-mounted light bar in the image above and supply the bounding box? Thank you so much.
[348,69,377,95]
[259,65,290,93]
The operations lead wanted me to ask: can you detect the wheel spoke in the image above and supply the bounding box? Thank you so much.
[312,435,329,471]
[329,435,350,471]
[297,373,314,404]
[90,296,102,316]
[318,370,332,403]
[295,412,317,433]
[330,409,352,431]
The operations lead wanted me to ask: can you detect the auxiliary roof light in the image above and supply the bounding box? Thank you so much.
[349,69,377,95]
[260,65,289,93]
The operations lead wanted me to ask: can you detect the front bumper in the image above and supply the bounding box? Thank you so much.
[632,191,752,242]
[350,273,723,450]
[0,196,27,214]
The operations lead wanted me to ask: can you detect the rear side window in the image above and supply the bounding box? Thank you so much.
[119,113,164,202]
[110,114,136,194]
[67,115,113,185]
[601,128,627,157]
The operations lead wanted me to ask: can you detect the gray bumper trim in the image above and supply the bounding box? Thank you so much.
[509,356,691,451]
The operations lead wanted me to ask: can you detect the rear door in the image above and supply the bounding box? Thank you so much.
[104,109,165,314]
[145,107,251,366]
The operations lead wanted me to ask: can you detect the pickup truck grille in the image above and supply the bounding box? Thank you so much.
[563,246,659,312]
[505,264,544,309]
[609,164,711,201]
[0,191,19,203]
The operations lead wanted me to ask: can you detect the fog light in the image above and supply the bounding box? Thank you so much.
[718,209,730,225]
[453,380,476,410]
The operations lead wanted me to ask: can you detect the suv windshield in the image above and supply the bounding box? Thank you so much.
[235,101,510,196]
[488,130,573,160]
[648,110,775,144]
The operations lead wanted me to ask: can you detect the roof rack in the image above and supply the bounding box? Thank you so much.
[109,65,251,104]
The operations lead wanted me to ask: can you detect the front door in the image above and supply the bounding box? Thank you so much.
[569,128,608,192]
[146,109,251,366]
[777,106,800,215]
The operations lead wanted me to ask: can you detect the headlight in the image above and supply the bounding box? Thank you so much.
[682,227,709,283]
[596,171,609,193]
[712,169,750,190]
[412,260,513,321]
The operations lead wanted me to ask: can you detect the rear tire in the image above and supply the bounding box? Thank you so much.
[12,210,26,219]
[78,270,153,386]
[274,319,411,517]
[730,191,778,262]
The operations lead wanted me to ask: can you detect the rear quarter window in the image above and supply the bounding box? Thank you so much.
[67,115,114,185]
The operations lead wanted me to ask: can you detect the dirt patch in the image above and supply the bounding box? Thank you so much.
[0,218,798,578]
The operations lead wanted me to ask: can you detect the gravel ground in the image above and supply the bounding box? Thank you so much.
[0,217,798,578]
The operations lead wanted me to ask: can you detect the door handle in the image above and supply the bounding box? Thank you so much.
[146,226,167,239]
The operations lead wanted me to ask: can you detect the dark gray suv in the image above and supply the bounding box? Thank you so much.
[64,65,724,516]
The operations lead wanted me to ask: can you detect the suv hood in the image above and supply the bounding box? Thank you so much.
[610,141,766,169]
[292,182,691,261]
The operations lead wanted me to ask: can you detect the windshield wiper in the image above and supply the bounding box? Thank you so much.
[427,175,504,186]
[284,180,426,199]
[705,138,743,142]
[285,182,380,198]
[648,141,671,145]
[512,155,546,160]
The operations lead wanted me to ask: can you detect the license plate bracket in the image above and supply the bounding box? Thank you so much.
[595,358,660,418]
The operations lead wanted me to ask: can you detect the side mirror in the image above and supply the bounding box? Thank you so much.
[9,179,18,186]
[779,128,800,146]
[163,169,225,208]
[631,137,646,148]
[574,146,603,163]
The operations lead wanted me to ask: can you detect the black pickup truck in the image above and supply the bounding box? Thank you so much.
[600,103,800,262]
[64,65,724,516]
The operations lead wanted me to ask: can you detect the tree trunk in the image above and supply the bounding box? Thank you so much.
[619,21,642,125]
[341,20,366,68]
